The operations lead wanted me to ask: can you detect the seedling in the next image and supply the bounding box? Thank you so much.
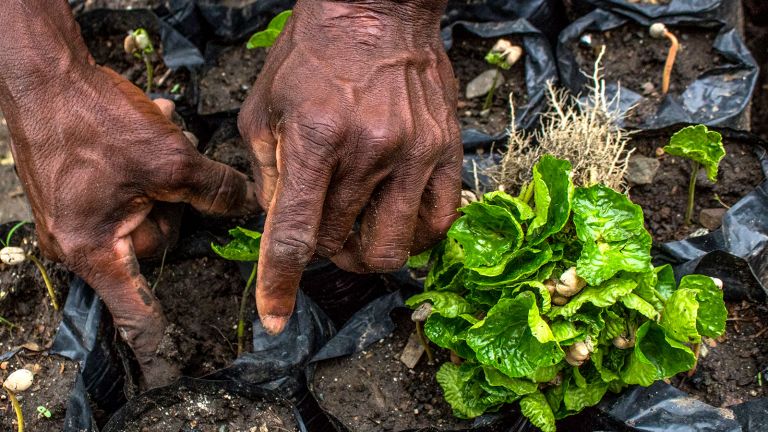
[36,406,52,419]
[406,155,727,432]
[211,227,261,355]
[0,222,58,310]
[247,10,292,49]
[662,124,726,225]
[649,23,679,95]
[483,39,523,111]
[124,28,156,94]
[3,368,33,432]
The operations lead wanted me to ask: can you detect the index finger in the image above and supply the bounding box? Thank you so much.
[256,123,337,334]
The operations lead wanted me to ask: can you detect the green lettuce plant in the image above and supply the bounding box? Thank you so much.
[406,155,727,432]
[211,227,261,355]
[247,10,292,49]
[662,125,726,225]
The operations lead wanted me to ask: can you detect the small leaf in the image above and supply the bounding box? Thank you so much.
[448,200,524,269]
[527,155,574,245]
[663,125,725,182]
[247,10,292,49]
[211,227,261,261]
[405,291,474,318]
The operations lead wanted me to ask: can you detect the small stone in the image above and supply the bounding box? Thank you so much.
[579,34,592,47]
[750,390,759,397]
[625,154,660,185]
[479,108,491,117]
[699,208,727,230]
[641,81,656,96]
[688,227,710,238]
[465,69,505,99]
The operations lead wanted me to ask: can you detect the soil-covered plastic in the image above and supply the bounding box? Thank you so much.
[443,0,567,40]
[443,19,558,148]
[557,9,758,131]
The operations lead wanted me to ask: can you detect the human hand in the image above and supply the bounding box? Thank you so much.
[238,0,462,334]
[3,64,258,387]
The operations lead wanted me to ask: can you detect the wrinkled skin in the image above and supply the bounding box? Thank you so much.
[0,1,258,386]
[239,0,463,334]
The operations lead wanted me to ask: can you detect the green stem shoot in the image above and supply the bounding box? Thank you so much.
[5,389,24,432]
[237,263,257,355]
[415,321,434,364]
[482,70,499,112]
[26,255,58,311]
[143,53,154,94]
[0,315,16,328]
[685,161,700,225]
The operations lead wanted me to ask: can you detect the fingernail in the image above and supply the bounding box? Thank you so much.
[261,314,289,335]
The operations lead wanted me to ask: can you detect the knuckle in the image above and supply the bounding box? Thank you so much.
[363,247,408,272]
[268,232,315,269]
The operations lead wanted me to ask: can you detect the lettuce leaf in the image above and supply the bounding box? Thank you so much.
[405,291,474,318]
[527,155,575,245]
[211,227,261,261]
[448,201,524,268]
[520,391,556,432]
[467,292,564,378]
[621,322,695,386]
[572,185,652,285]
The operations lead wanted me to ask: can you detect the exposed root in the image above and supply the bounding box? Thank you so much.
[487,47,633,194]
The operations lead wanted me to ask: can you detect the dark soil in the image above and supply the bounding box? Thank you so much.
[449,33,528,135]
[76,0,162,11]
[0,224,71,353]
[572,24,723,128]
[671,300,768,407]
[199,44,268,115]
[627,136,763,243]
[120,385,298,432]
[146,256,253,377]
[78,12,192,100]
[313,309,474,432]
[0,354,79,432]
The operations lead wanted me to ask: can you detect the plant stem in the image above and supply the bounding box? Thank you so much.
[5,389,24,432]
[237,263,257,355]
[26,254,58,311]
[482,70,499,112]
[143,53,154,94]
[685,161,700,226]
[687,342,701,377]
[0,315,16,328]
[415,321,434,364]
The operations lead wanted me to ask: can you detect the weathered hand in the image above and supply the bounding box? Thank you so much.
[1,60,258,386]
[238,0,462,334]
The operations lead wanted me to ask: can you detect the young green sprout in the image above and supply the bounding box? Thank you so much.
[36,406,52,419]
[662,125,725,225]
[0,222,58,310]
[483,39,523,111]
[247,10,292,49]
[649,23,679,95]
[124,28,156,94]
[3,368,34,432]
[211,227,261,355]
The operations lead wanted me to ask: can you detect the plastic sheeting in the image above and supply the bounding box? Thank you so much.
[557,9,758,131]
[572,0,724,27]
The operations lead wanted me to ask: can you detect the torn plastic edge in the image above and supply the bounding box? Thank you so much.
[442,18,558,149]
[556,8,758,131]
[573,0,724,27]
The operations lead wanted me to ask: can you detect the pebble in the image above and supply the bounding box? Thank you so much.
[625,154,660,185]
[699,208,727,230]
[465,69,505,99]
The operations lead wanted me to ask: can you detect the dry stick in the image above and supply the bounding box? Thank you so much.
[237,263,258,355]
[26,254,58,311]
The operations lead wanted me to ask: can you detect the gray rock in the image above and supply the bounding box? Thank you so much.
[465,69,505,99]
[625,154,660,185]
[699,207,727,230]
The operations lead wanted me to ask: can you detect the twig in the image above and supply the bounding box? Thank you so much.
[151,245,168,294]
[208,324,236,356]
